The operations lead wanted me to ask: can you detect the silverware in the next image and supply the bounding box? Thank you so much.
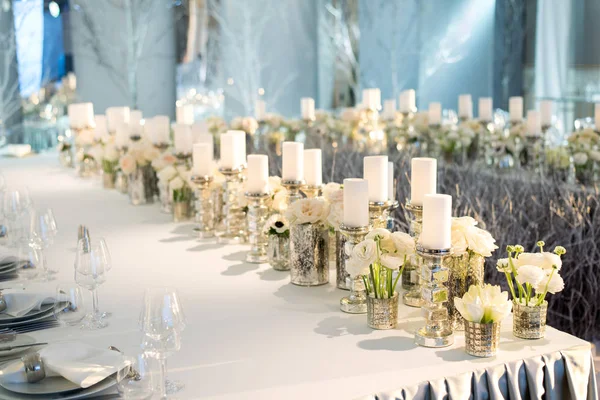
[0,342,47,352]
[21,353,45,383]
[109,346,141,381]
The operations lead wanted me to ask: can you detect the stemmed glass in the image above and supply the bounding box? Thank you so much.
[3,189,31,245]
[14,243,41,281]
[74,238,109,329]
[116,353,155,399]
[139,288,186,399]
[29,209,57,280]
[53,285,86,326]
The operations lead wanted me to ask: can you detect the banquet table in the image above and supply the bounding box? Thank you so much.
[0,152,597,400]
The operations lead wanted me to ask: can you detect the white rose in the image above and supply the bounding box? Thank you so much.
[589,150,600,162]
[453,216,478,229]
[271,189,288,212]
[346,239,377,277]
[327,202,343,231]
[573,152,588,166]
[87,145,103,161]
[157,165,177,182]
[515,264,545,286]
[268,176,283,193]
[285,198,330,225]
[322,182,342,202]
[119,154,136,175]
[144,146,161,162]
[390,232,415,258]
[464,226,498,257]
[103,145,119,162]
[169,176,184,191]
[451,227,468,254]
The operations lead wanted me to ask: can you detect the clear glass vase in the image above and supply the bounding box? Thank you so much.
[173,201,191,222]
[289,223,329,286]
[128,165,155,206]
[513,301,547,339]
[267,234,289,271]
[366,293,398,330]
[102,172,115,189]
[464,320,500,357]
[340,276,367,314]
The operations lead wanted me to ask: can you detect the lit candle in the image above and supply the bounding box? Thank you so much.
[363,155,388,202]
[303,149,322,186]
[596,104,600,131]
[383,99,396,120]
[428,102,442,126]
[219,132,245,169]
[282,142,304,182]
[173,123,193,154]
[94,115,108,140]
[246,155,269,194]
[478,98,493,122]
[540,100,553,127]
[526,110,541,136]
[106,107,130,133]
[301,97,315,120]
[388,162,394,201]
[399,89,416,113]
[458,94,472,119]
[509,96,523,122]
[343,178,369,227]
[410,157,436,206]
[176,104,194,125]
[421,194,452,250]
[192,143,213,177]
[150,116,170,144]
[255,100,266,121]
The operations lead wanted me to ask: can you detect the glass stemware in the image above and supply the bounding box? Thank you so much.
[15,243,41,281]
[29,209,57,280]
[74,239,109,329]
[53,285,86,326]
[139,288,186,399]
[3,189,31,246]
[116,353,155,399]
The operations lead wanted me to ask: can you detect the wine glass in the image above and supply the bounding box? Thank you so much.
[14,243,41,281]
[29,209,56,280]
[3,190,29,245]
[139,288,186,398]
[116,353,155,399]
[74,238,109,329]
[53,285,86,326]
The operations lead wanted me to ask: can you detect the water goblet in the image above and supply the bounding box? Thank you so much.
[75,239,109,329]
[29,209,57,280]
[116,353,155,399]
[53,285,86,326]
[15,243,41,281]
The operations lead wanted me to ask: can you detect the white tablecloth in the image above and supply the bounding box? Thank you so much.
[0,153,597,400]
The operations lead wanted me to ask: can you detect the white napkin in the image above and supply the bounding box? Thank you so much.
[0,246,17,265]
[2,288,55,317]
[0,145,32,158]
[0,343,130,389]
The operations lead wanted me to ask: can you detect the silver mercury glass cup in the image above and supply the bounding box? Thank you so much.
[245,192,271,263]
[369,200,394,229]
[301,184,322,199]
[402,202,423,307]
[414,246,454,348]
[336,224,369,290]
[339,225,370,313]
[217,166,247,244]
[191,175,215,238]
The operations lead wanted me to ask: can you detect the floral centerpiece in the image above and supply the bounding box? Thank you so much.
[285,198,330,286]
[170,166,194,222]
[152,152,179,213]
[434,125,475,164]
[497,241,565,339]
[455,284,512,357]
[567,128,600,184]
[384,115,421,155]
[100,143,120,189]
[263,214,290,271]
[448,216,498,330]
[346,229,415,329]
[119,140,160,205]
[545,146,573,182]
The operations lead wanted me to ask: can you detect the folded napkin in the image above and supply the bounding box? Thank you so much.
[0,246,17,265]
[0,342,130,389]
[0,145,32,158]
[2,288,55,317]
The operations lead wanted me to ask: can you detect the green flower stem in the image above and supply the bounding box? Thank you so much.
[536,268,555,306]
[508,256,525,300]
[369,264,378,299]
[504,271,517,300]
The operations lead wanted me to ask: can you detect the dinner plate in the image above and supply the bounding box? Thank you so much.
[0,303,55,322]
[0,305,62,328]
[0,374,116,398]
[0,334,36,358]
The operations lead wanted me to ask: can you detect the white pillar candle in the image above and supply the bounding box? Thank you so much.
[228,130,247,166]
[151,116,170,144]
[540,100,553,126]
[399,89,416,113]
[282,141,304,182]
[68,103,94,128]
[343,178,369,228]
[509,96,523,122]
[106,107,130,133]
[478,97,493,121]
[195,132,213,149]
[255,100,266,121]
[173,123,193,154]
[303,149,322,186]
[191,121,208,143]
[81,103,94,127]
[388,162,394,201]
[458,94,473,119]
[301,97,315,120]
[192,143,213,177]
[362,88,381,110]
[383,99,396,119]
[410,157,436,206]
[94,115,108,140]
[596,104,600,131]
[421,194,452,250]
[246,155,269,194]
[115,124,130,148]
[363,155,388,202]
[428,102,442,126]
[176,104,194,125]
[219,132,245,169]
[526,110,541,136]
[129,110,143,136]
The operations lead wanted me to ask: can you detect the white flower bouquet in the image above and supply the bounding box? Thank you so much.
[322,182,343,231]
[455,284,512,324]
[170,166,193,203]
[347,229,415,299]
[285,198,330,226]
[263,214,289,238]
[451,216,498,257]
[230,116,258,135]
[497,241,566,306]
[101,144,120,174]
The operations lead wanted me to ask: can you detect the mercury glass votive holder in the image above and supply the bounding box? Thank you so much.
[301,184,322,199]
[191,175,215,239]
[402,202,423,307]
[336,224,369,290]
[513,301,547,339]
[245,192,271,263]
[367,292,399,329]
[464,320,500,357]
[217,166,247,244]
[289,222,329,286]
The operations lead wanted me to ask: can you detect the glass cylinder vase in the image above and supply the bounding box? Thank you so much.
[464,320,500,357]
[173,200,191,222]
[245,192,270,263]
[336,225,369,290]
[366,293,399,330]
[513,301,547,339]
[446,251,485,331]
[157,180,172,214]
[267,234,289,271]
[102,172,116,189]
[115,171,129,194]
[128,165,155,206]
[289,223,329,286]
[402,202,423,307]
[340,276,367,314]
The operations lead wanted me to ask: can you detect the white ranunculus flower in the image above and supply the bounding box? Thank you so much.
[157,165,177,182]
[589,150,600,162]
[573,152,588,166]
[464,226,498,257]
[347,239,377,277]
[271,189,288,212]
[390,232,415,258]
[496,258,510,272]
[515,264,545,286]
[327,202,343,231]
[366,228,394,252]
[535,272,564,295]
[454,284,512,323]
[144,146,161,162]
[285,198,330,225]
[169,176,185,191]
[517,252,562,271]
[103,145,119,162]
[380,253,405,270]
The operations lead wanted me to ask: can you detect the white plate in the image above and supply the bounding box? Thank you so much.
[0,303,55,322]
[0,375,116,398]
[0,307,57,328]
[0,334,36,358]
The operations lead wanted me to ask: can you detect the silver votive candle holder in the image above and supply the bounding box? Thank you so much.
[301,184,322,199]
[402,201,423,307]
[513,301,547,339]
[191,175,215,239]
[369,200,394,229]
[245,192,271,263]
[336,224,369,290]
[464,320,500,357]
[217,166,247,244]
